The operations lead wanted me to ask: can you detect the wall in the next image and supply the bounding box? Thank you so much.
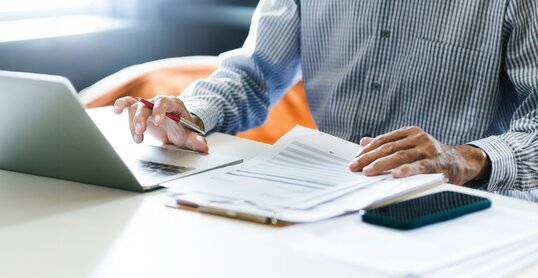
[0,0,257,90]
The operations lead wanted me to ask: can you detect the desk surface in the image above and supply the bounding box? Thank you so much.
[1,107,537,278]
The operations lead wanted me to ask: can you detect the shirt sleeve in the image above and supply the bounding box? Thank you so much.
[468,0,538,192]
[180,0,301,134]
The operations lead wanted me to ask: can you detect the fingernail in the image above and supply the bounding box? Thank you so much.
[154,115,162,124]
[349,160,359,171]
[133,134,142,143]
[364,165,373,174]
[135,123,143,134]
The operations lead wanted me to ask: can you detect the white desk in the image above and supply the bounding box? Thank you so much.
[1,107,537,278]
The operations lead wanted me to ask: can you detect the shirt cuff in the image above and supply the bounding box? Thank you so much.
[180,97,220,133]
[467,136,518,192]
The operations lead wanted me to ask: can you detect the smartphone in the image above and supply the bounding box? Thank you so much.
[360,191,491,230]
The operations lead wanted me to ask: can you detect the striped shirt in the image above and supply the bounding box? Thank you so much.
[181,0,538,193]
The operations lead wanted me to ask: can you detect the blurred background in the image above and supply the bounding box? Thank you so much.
[0,0,258,90]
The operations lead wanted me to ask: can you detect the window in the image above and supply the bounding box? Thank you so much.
[0,0,94,12]
[0,0,126,43]
[0,0,109,21]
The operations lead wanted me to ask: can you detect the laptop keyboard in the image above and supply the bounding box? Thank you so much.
[129,159,194,178]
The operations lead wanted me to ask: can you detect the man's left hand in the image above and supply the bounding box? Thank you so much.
[348,126,491,185]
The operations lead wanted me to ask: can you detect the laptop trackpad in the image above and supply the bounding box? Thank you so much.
[114,144,241,186]
[115,144,208,167]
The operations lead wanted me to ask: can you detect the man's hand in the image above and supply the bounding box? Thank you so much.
[348,126,490,185]
[113,95,209,153]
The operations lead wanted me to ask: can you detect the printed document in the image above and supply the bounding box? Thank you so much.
[164,126,444,222]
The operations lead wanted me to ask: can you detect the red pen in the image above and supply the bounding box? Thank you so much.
[138,98,206,136]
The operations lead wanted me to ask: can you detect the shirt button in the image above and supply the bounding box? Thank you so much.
[381,30,391,38]
[372,82,381,90]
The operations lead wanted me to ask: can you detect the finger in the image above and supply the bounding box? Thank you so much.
[128,104,143,143]
[151,97,168,126]
[391,159,440,178]
[354,136,373,160]
[113,96,138,114]
[362,149,426,176]
[350,136,418,171]
[359,137,373,147]
[133,103,153,135]
[152,97,190,126]
[172,97,193,122]
[358,126,421,156]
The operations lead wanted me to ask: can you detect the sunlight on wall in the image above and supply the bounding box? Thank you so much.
[0,15,131,43]
[0,0,93,12]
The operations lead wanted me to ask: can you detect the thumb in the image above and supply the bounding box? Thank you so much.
[185,133,209,153]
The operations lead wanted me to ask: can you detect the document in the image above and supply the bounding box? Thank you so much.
[164,126,444,223]
[282,205,538,276]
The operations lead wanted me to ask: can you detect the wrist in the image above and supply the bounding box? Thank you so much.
[457,145,491,181]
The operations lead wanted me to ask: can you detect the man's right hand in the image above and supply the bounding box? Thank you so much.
[113,96,209,153]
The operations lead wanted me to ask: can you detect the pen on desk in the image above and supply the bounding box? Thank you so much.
[138,98,206,136]
[174,198,278,225]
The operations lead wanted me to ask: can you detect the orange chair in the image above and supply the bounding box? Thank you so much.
[80,56,316,144]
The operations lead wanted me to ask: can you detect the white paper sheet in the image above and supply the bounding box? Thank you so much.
[282,205,538,276]
[426,236,538,277]
[164,126,444,222]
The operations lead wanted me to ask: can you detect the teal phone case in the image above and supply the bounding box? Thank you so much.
[361,191,492,230]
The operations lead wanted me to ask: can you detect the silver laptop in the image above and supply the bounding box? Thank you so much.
[0,71,242,192]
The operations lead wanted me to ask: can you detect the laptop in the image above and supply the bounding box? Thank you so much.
[0,71,242,192]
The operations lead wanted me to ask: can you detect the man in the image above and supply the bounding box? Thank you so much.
[114,1,537,194]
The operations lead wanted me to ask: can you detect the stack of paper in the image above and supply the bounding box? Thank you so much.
[281,204,538,277]
[163,126,444,223]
